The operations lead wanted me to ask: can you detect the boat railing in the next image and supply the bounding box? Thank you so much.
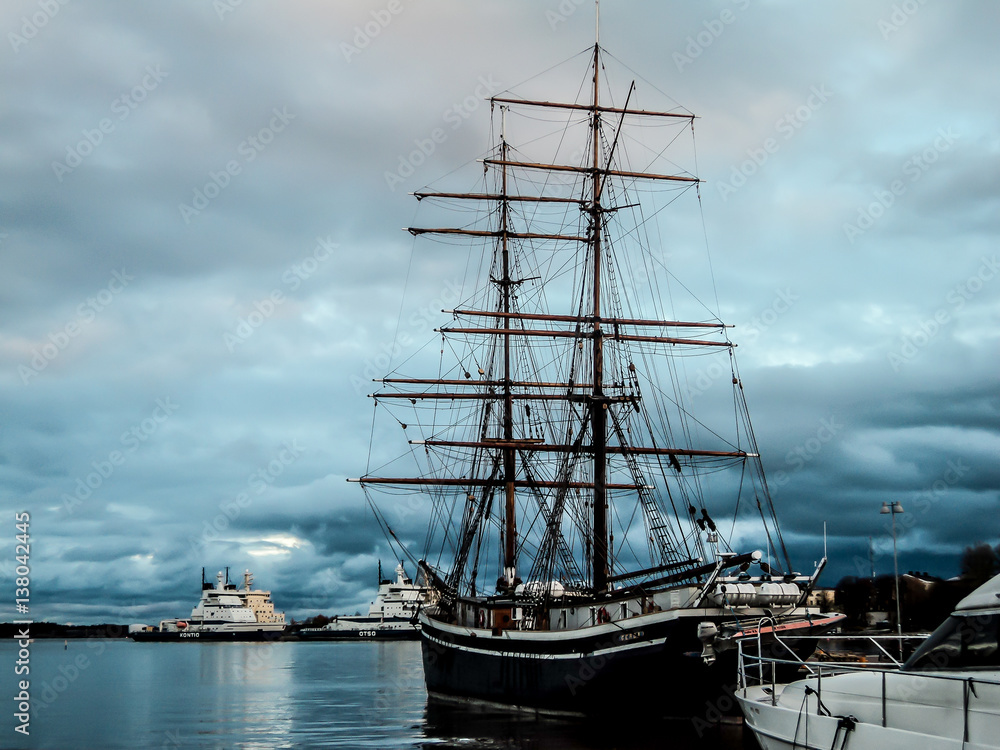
[739,631,1000,737]
[737,627,930,703]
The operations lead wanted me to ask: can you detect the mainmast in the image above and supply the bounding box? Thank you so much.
[499,107,517,590]
[589,41,609,593]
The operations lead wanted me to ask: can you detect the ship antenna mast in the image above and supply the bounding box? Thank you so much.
[595,0,599,47]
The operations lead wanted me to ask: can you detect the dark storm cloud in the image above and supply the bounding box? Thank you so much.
[1,0,997,622]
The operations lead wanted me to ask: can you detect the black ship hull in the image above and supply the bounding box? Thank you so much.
[420,611,841,717]
[288,627,419,641]
[130,629,284,642]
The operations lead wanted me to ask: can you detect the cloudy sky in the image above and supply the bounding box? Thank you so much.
[2,0,998,624]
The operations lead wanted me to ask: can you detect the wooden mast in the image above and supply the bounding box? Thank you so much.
[499,106,518,590]
[590,36,610,593]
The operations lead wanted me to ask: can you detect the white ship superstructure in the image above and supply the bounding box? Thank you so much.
[299,562,427,640]
[131,568,286,641]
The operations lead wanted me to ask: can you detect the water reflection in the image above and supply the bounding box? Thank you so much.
[421,696,749,750]
[5,639,751,748]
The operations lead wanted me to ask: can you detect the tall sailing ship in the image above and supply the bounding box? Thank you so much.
[352,21,840,716]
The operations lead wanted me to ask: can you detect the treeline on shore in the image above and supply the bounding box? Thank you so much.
[0,622,131,639]
[833,541,1000,631]
[5,543,998,637]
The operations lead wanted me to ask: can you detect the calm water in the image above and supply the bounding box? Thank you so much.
[1,639,748,749]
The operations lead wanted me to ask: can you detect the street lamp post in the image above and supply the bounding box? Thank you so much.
[880,501,905,648]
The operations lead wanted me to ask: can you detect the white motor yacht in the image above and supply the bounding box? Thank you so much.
[737,574,1000,749]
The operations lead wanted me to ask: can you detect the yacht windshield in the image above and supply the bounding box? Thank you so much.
[904,612,1000,671]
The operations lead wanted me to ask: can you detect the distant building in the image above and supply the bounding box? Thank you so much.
[864,611,889,628]
[902,572,938,592]
[805,588,836,610]
[834,571,975,631]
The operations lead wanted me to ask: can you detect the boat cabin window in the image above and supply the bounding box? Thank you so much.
[904,613,1000,671]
